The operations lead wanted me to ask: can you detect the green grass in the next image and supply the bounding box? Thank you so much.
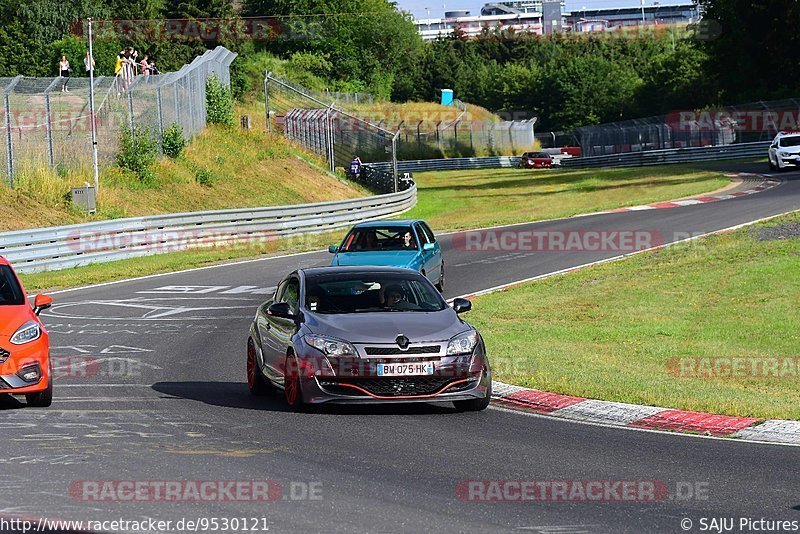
[0,106,367,232]
[406,165,730,231]
[467,212,800,420]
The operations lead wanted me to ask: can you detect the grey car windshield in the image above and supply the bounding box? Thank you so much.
[779,136,800,147]
[339,226,417,252]
[305,273,446,314]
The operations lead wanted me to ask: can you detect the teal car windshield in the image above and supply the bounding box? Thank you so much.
[339,226,418,252]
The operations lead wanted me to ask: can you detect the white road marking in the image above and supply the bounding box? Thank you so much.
[45,298,253,321]
[137,285,229,294]
[488,405,800,448]
[51,345,153,355]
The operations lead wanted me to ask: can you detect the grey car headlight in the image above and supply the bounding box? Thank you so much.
[447,330,479,355]
[304,334,358,357]
[10,321,41,345]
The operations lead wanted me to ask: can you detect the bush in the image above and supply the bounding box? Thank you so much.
[162,123,187,159]
[194,167,216,187]
[206,74,235,127]
[116,124,158,183]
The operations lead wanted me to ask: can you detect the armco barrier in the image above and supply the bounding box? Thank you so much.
[0,186,417,274]
[364,142,769,174]
[561,142,770,169]
[367,156,521,174]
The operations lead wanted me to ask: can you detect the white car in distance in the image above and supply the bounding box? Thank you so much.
[768,131,800,171]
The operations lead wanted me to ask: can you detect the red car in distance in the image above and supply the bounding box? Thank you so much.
[517,151,554,169]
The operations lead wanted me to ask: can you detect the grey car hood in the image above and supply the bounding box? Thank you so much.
[303,309,470,343]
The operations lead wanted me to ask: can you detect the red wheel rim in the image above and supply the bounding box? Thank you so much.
[285,356,299,405]
[247,343,256,389]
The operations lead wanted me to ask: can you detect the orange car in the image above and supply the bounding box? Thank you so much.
[0,257,53,407]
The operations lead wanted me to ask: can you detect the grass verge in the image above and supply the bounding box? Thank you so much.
[467,211,800,420]
[0,110,367,232]
[407,165,731,231]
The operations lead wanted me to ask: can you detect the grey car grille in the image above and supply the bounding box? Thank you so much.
[318,376,473,397]
[364,345,440,356]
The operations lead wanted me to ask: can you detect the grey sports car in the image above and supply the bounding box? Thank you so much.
[246,266,491,411]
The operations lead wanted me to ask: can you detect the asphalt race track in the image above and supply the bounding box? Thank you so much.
[2,165,800,533]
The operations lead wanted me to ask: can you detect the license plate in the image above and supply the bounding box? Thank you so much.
[377,362,434,376]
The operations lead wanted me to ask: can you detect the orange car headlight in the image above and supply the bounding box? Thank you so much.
[10,321,41,345]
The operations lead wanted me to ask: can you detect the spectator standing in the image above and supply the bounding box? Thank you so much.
[84,51,95,75]
[140,55,151,79]
[58,55,71,92]
[127,47,138,77]
[349,155,362,179]
[114,49,126,95]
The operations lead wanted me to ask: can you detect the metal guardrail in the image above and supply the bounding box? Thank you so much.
[364,141,768,175]
[561,142,770,169]
[368,156,521,174]
[1,187,417,274]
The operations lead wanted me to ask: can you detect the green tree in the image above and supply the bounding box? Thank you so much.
[243,0,423,98]
[540,55,643,130]
[697,0,800,101]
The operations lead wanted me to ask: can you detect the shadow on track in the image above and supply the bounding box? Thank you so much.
[151,381,459,416]
[0,394,26,410]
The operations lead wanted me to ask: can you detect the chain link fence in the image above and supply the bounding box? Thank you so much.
[265,72,400,192]
[264,72,542,187]
[574,98,800,157]
[1,46,237,185]
[376,112,539,159]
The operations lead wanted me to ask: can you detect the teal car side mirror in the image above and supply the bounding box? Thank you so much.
[328,245,339,253]
[423,243,435,251]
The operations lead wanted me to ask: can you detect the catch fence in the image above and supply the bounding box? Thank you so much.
[1,46,237,185]
[574,98,800,157]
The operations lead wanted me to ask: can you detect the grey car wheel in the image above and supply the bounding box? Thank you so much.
[453,368,491,412]
[247,339,273,396]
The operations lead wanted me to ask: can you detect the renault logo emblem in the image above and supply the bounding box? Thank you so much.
[395,334,410,350]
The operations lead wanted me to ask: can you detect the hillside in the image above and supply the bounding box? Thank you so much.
[0,117,366,233]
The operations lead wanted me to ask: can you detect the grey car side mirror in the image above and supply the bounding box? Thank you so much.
[452,298,472,314]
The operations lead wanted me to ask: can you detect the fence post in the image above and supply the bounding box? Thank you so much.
[187,75,196,135]
[326,106,335,173]
[42,77,61,168]
[156,86,164,152]
[4,76,22,185]
[392,131,399,193]
[4,92,13,183]
[264,72,271,133]
[127,89,135,133]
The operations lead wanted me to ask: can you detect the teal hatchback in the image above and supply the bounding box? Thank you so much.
[329,220,445,292]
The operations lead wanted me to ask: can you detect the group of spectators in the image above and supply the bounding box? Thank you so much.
[115,47,159,95]
[56,47,160,95]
